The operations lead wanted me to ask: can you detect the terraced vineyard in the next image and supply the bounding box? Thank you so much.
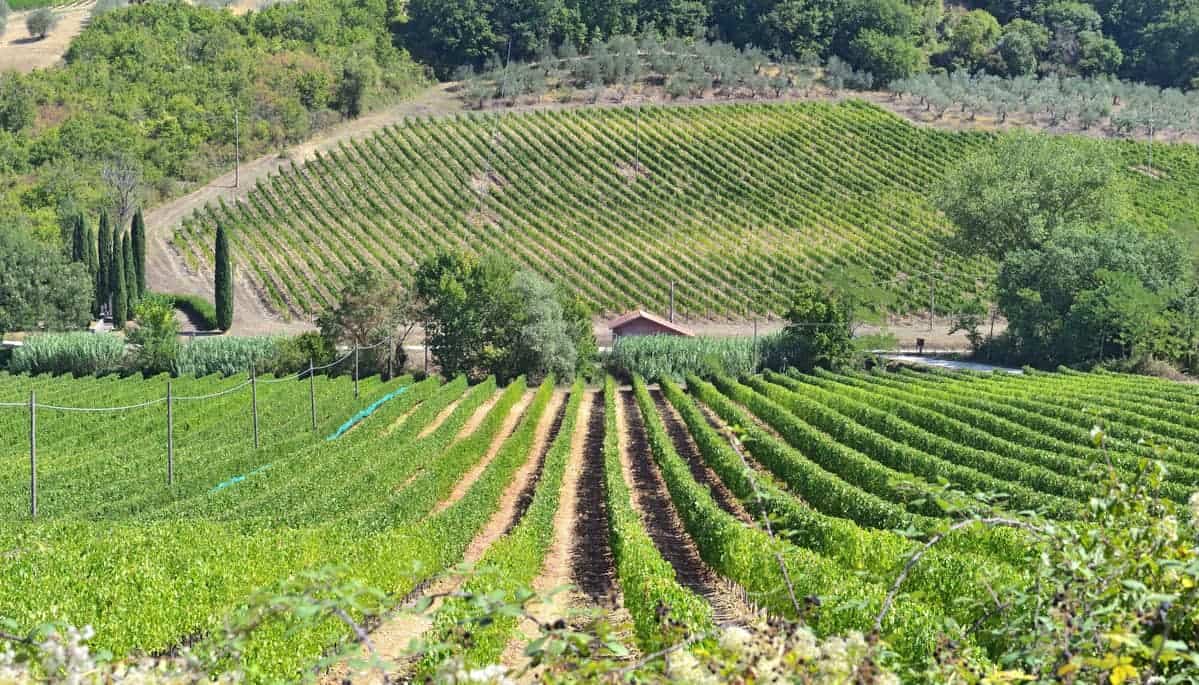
[173,101,999,320]
[2,366,1197,681]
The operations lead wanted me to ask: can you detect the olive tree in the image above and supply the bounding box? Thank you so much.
[26,8,57,40]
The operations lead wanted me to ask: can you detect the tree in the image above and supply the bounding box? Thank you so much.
[96,213,112,316]
[131,208,146,299]
[336,54,381,118]
[847,30,922,85]
[0,74,34,134]
[214,224,233,331]
[101,156,140,229]
[1135,5,1199,88]
[0,226,91,337]
[70,214,86,265]
[996,19,1049,75]
[25,7,56,39]
[933,132,1124,261]
[763,284,855,372]
[402,0,500,78]
[111,230,128,329]
[122,232,136,312]
[943,9,1000,71]
[317,269,416,376]
[127,294,181,374]
[759,0,837,60]
[1075,30,1123,76]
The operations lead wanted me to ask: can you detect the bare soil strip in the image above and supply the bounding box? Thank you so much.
[617,388,755,624]
[571,393,619,602]
[418,395,466,439]
[500,391,595,672]
[503,392,569,535]
[432,390,534,515]
[650,387,754,524]
[453,390,503,442]
[334,390,565,684]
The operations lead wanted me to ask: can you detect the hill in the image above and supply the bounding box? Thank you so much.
[169,100,1199,323]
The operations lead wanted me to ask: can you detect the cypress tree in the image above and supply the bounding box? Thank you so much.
[85,225,98,276]
[96,213,112,317]
[71,215,86,264]
[112,230,128,328]
[214,224,233,331]
[131,208,146,299]
[122,232,136,313]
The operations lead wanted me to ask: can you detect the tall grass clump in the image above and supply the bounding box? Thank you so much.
[9,333,126,376]
[608,334,779,382]
[174,336,283,377]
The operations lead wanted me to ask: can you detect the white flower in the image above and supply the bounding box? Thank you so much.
[666,650,718,685]
[1189,492,1199,522]
[719,625,752,653]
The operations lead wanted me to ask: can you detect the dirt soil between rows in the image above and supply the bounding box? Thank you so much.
[617,388,755,624]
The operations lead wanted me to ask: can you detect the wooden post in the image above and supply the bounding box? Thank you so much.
[424,325,429,374]
[251,365,260,449]
[353,345,360,399]
[309,359,317,431]
[167,381,174,486]
[29,390,36,519]
[670,281,675,323]
[387,335,393,379]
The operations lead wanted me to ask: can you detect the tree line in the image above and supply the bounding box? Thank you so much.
[403,0,1199,91]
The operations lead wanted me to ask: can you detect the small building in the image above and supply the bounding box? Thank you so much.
[609,310,695,340]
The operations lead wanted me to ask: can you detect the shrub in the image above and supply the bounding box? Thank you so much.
[127,295,180,375]
[8,333,125,376]
[174,336,283,377]
[25,7,55,39]
[153,292,219,331]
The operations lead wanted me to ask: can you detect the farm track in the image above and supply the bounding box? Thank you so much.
[617,388,752,624]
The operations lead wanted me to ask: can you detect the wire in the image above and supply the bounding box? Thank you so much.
[37,397,167,412]
[174,380,252,402]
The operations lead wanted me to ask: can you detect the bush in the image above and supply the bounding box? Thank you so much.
[607,334,765,382]
[174,336,283,377]
[127,295,180,375]
[9,333,125,376]
[153,292,219,331]
[25,7,56,39]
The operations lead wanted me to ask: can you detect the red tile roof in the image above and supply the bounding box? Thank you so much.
[608,310,695,337]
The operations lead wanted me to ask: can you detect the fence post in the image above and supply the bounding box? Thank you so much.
[354,345,360,399]
[29,389,36,519]
[251,365,260,449]
[309,359,317,431]
[167,381,174,486]
[670,281,675,323]
[387,335,393,379]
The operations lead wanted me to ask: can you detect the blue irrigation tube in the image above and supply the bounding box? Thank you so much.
[210,464,272,493]
[325,386,410,441]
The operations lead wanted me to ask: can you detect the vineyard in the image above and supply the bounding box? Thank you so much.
[2,364,1197,680]
[170,100,1199,322]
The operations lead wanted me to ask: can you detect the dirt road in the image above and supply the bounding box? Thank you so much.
[143,83,463,335]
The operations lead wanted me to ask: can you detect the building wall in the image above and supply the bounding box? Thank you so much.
[612,319,687,338]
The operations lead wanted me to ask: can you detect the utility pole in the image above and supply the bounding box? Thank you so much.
[234,108,240,189]
[670,281,675,323]
[309,359,317,431]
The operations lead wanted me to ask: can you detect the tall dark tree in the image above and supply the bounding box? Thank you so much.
[96,212,112,316]
[131,208,146,299]
[214,224,233,331]
[122,232,136,313]
[70,215,86,264]
[85,225,98,277]
[112,230,128,328]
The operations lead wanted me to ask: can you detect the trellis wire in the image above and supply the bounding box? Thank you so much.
[0,337,396,519]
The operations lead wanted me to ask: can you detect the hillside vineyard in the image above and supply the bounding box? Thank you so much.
[4,367,1199,680]
[174,101,997,319]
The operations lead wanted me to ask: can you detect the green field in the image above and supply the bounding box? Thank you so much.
[2,364,1197,680]
[173,100,1199,321]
